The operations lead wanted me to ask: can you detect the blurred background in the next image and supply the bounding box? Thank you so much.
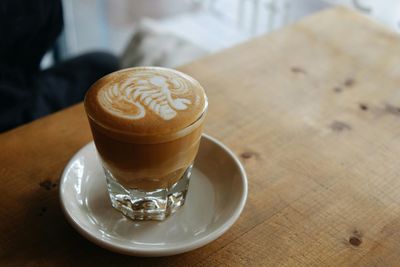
[48,0,400,68]
[2,0,400,132]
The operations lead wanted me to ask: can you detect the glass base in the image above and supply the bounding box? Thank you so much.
[104,165,193,221]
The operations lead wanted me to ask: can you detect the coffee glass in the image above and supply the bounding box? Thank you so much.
[84,67,207,220]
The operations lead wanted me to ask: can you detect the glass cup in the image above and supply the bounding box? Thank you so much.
[84,67,207,221]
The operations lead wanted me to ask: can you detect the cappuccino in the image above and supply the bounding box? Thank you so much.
[84,67,207,220]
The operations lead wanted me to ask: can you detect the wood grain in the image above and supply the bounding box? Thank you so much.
[2,7,400,266]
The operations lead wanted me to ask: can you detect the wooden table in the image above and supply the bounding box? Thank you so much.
[2,7,400,266]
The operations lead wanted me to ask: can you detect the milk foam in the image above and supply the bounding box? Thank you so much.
[97,70,192,120]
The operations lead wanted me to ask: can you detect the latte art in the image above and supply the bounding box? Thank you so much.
[85,67,207,138]
[98,72,192,120]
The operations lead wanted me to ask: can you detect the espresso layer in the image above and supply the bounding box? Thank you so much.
[90,118,204,190]
[85,67,207,138]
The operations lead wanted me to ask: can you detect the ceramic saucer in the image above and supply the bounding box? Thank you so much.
[59,134,247,257]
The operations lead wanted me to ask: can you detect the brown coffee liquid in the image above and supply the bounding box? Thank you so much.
[84,67,207,190]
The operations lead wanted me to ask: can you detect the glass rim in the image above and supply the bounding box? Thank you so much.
[87,103,207,144]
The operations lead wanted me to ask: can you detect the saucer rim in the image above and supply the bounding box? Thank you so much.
[59,134,248,256]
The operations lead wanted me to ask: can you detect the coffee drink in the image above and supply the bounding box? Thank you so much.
[84,67,207,220]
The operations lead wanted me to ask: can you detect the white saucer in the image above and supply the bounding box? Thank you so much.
[59,134,247,257]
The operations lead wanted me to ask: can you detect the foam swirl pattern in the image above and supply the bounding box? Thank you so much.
[85,67,207,142]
